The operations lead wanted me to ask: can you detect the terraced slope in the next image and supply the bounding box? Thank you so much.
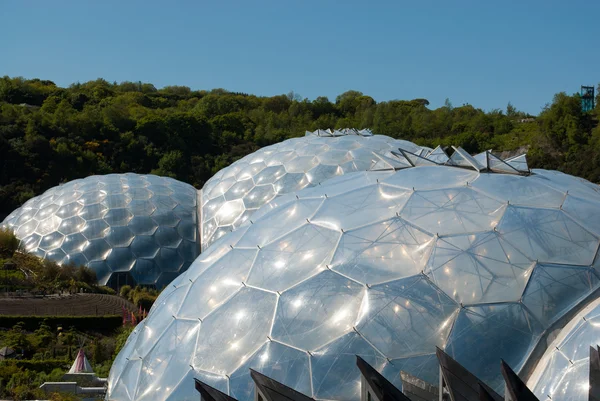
[0,294,136,316]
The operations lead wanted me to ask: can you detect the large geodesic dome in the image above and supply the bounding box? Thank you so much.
[107,151,600,401]
[527,296,600,401]
[1,173,199,288]
[200,129,429,249]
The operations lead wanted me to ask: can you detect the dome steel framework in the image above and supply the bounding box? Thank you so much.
[107,152,600,401]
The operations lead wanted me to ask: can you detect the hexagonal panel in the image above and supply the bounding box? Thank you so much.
[128,200,156,216]
[310,332,387,401]
[271,270,365,350]
[247,224,340,291]
[103,208,133,226]
[154,248,184,273]
[154,226,182,248]
[229,341,312,401]
[497,206,599,266]
[38,232,65,252]
[192,287,277,375]
[445,303,544,391]
[57,215,85,235]
[357,275,458,358]
[61,233,88,253]
[522,264,599,326]
[55,202,84,219]
[425,232,534,304]
[401,187,506,235]
[311,183,411,231]
[472,173,565,208]
[82,238,112,262]
[128,216,158,235]
[106,247,136,272]
[81,219,109,240]
[135,319,201,401]
[105,226,135,248]
[130,236,160,258]
[330,218,433,285]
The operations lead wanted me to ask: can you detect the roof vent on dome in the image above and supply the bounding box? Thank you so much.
[505,154,530,173]
[385,144,530,175]
[393,149,440,167]
[369,152,413,171]
[450,146,485,171]
[424,145,452,164]
[305,128,373,137]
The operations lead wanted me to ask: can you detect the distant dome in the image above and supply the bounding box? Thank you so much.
[1,173,199,288]
[200,129,428,249]
[108,162,600,401]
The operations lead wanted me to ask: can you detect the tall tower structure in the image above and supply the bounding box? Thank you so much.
[581,85,595,112]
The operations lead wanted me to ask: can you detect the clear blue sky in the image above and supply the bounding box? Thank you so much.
[2,1,598,115]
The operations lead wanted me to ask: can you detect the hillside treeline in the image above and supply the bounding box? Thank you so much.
[1,76,599,217]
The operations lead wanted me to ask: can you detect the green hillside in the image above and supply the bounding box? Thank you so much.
[1,76,599,219]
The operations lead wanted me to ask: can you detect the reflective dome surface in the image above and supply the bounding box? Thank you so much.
[1,174,199,288]
[528,297,600,401]
[108,166,600,401]
[200,131,427,249]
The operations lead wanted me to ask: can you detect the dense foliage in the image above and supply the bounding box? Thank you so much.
[1,76,599,219]
[0,319,130,400]
[0,228,116,294]
[119,284,158,310]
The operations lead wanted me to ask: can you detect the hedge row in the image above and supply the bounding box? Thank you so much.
[0,315,123,332]
[0,359,70,372]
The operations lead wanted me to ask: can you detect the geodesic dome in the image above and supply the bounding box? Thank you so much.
[1,174,199,288]
[107,162,600,401]
[200,129,429,249]
[527,296,600,401]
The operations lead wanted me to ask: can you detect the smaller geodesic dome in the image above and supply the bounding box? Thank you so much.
[527,296,600,401]
[200,129,429,249]
[1,173,199,288]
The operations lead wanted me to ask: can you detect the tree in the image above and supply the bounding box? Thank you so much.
[506,102,517,117]
[5,322,29,352]
[0,228,19,257]
[286,91,302,102]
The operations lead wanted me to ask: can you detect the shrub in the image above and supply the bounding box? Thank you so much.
[0,228,20,257]
[97,285,116,295]
[119,285,132,298]
[114,326,134,356]
[1,359,69,372]
[0,315,123,332]
[133,292,155,310]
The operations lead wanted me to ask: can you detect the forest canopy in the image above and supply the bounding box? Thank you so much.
[1,76,600,218]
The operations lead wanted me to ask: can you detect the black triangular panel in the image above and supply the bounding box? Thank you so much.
[356,356,412,401]
[195,379,238,401]
[500,360,539,401]
[478,384,496,401]
[250,369,314,401]
[436,348,503,401]
[590,346,600,401]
